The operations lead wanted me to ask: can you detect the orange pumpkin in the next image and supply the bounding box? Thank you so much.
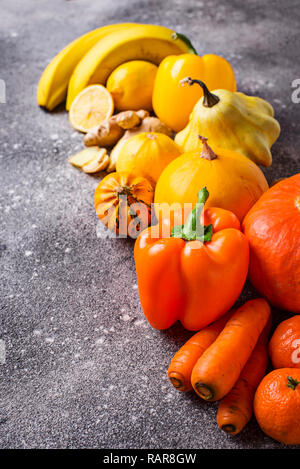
[94,172,154,238]
[155,137,268,222]
[243,174,300,312]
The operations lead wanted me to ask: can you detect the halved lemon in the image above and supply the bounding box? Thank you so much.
[69,85,114,133]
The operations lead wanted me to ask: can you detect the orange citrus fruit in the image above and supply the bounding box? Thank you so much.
[254,368,300,445]
[106,60,157,112]
[69,85,114,133]
[269,316,300,369]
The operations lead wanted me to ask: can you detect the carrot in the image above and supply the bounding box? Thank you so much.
[191,298,271,402]
[168,311,234,392]
[216,317,272,435]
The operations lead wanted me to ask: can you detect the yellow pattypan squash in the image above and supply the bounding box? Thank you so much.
[155,136,269,222]
[175,78,281,166]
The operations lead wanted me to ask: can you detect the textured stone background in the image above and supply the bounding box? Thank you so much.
[0,0,299,449]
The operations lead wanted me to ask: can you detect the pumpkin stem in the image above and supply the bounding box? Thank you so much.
[117,183,153,210]
[117,184,132,197]
[171,187,213,242]
[198,136,217,160]
[116,184,138,208]
[287,376,300,390]
[180,77,220,107]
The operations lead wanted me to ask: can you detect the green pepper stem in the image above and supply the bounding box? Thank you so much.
[180,77,220,107]
[171,187,213,242]
[183,187,208,235]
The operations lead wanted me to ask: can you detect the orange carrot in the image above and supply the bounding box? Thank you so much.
[217,317,272,435]
[191,298,271,402]
[168,311,234,392]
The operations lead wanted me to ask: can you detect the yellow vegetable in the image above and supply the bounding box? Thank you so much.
[152,53,236,132]
[66,25,196,110]
[175,78,280,167]
[155,136,269,221]
[116,132,181,185]
[37,23,135,111]
[107,60,157,112]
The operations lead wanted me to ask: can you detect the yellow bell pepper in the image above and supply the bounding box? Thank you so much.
[175,78,280,167]
[152,54,236,132]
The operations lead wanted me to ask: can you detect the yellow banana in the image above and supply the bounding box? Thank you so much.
[66,24,196,110]
[37,23,136,110]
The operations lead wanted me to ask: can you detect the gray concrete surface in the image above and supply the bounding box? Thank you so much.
[0,0,300,449]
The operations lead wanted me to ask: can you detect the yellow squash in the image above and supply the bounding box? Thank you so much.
[152,54,236,132]
[116,132,181,186]
[175,78,280,166]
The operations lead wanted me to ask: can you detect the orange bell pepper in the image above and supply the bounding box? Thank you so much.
[134,188,249,330]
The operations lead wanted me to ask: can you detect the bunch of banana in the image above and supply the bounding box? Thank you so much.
[37,23,134,111]
[37,23,196,111]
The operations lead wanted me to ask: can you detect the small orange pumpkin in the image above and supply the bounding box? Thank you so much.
[94,172,154,238]
[243,174,300,312]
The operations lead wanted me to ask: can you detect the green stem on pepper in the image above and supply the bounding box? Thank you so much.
[170,187,213,242]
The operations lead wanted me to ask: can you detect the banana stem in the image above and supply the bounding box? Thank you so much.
[171,32,197,55]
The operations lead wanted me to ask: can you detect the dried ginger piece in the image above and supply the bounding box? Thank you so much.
[68,147,100,167]
[82,148,109,173]
[68,147,109,173]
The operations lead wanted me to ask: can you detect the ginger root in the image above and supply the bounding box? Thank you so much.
[83,110,149,147]
[83,120,124,147]
[116,109,149,129]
